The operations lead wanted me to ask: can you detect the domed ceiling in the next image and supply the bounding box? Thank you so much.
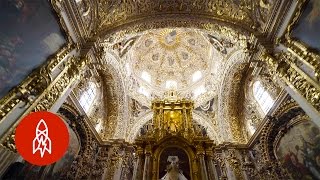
[101,26,250,142]
[130,28,212,92]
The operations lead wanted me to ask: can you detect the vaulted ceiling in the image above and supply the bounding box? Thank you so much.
[71,0,285,144]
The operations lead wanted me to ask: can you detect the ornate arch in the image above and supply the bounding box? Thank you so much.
[192,112,219,143]
[57,103,99,179]
[95,0,276,40]
[151,136,198,180]
[126,111,153,143]
[259,97,305,163]
[94,9,275,145]
[99,51,129,140]
[217,49,250,143]
[58,104,90,156]
[100,20,251,50]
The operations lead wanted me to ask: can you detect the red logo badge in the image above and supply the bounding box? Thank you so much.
[15,111,69,166]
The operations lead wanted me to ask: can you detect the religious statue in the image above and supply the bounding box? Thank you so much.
[161,156,187,180]
[166,111,182,133]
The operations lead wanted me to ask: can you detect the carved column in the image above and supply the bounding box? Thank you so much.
[196,144,208,180]
[216,153,227,180]
[224,149,243,180]
[199,154,209,180]
[239,151,256,180]
[92,146,109,179]
[120,146,135,180]
[204,143,218,180]
[206,153,219,180]
[285,41,320,82]
[132,146,143,180]
[0,146,20,177]
[142,145,152,180]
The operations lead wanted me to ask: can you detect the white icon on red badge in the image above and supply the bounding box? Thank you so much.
[15,111,69,166]
[32,119,52,158]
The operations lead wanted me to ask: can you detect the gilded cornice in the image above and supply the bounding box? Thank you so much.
[99,17,254,45]
[96,0,277,36]
[263,0,293,41]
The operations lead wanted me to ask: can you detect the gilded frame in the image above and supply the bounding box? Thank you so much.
[0,0,75,118]
[281,0,320,80]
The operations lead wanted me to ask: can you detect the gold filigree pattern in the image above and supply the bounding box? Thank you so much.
[97,0,276,35]
[262,52,320,111]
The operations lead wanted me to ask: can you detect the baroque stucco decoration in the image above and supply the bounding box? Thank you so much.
[126,110,153,142]
[217,49,251,143]
[99,26,256,144]
[98,51,129,140]
[95,0,277,36]
[130,28,212,92]
[78,0,280,144]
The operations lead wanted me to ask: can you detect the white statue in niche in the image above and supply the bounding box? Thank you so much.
[160,156,188,180]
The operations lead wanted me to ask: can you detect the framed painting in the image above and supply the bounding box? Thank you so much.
[275,120,320,180]
[0,0,70,98]
[282,0,320,83]
[283,0,320,54]
[290,0,320,52]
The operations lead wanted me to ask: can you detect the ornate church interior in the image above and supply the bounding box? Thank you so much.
[0,0,320,179]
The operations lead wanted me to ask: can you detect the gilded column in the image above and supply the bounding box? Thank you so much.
[1,56,88,151]
[204,143,218,180]
[199,154,209,180]
[142,145,152,180]
[285,41,320,81]
[225,149,243,180]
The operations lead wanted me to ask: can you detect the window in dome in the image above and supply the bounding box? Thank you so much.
[138,86,149,97]
[194,85,206,97]
[141,71,151,83]
[192,71,202,82]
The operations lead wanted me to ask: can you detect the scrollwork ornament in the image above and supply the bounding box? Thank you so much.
[262,52,320,111]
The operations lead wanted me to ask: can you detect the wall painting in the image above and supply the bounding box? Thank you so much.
[276,121,320,180]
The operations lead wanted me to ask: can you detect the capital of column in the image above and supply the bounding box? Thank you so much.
[144,144,152,155]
